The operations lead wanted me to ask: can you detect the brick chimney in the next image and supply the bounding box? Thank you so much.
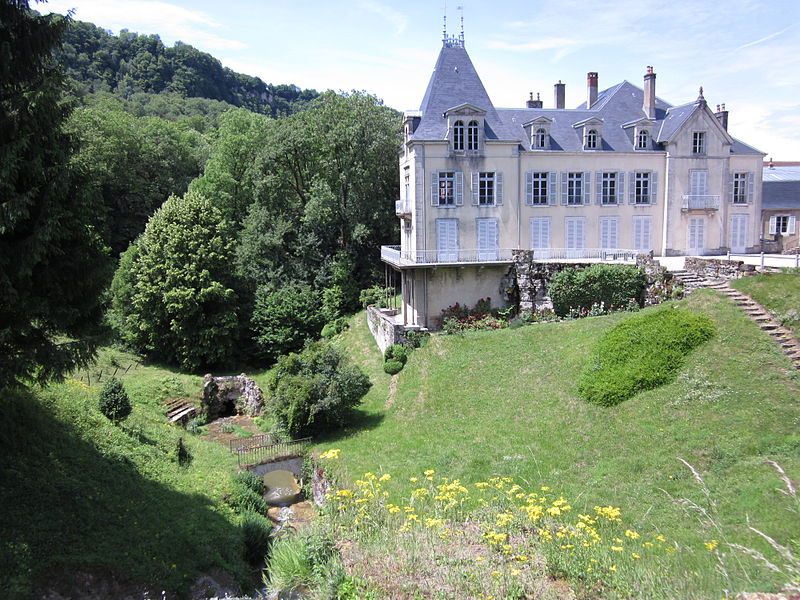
[715,102,729,130]
[526,92,543,108]
[554,80,565,109]
[587,72,598,108]
[643,66,656,119]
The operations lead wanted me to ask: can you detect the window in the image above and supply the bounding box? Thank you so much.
[731,172,753,204]
[453,120,465,151]
[404,167,410,202]
[634,172,650,204]
[439,171,455,205]
[531,172,548,205]
[689,169,708,196]
[601,172,618,205]
[530,217,551,251]
[770,215,797,235]
[633,216,653,251]
[477,218,499,260]
[479,172,495,205]
[533,128,547,149]
[692,131,706,155]
[436,219,459,262]
[599,217,619,249]
[467,120,479,150]
[636,129,648,150]
[565,217,586,250]
[586,129,598,149]
[567,172,583,205]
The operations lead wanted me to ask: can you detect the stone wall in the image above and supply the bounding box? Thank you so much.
[367,305,426,352]
[202,373,264,419]
[684,257,756,279]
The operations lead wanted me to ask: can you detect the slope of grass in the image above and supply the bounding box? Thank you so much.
[318,291,800,598]
[732,271,800,336]
[0,350,250,599]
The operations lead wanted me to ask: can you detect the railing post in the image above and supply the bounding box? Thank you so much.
[726,251,730,261]
[796,250,799,268]
[760,252,765,270]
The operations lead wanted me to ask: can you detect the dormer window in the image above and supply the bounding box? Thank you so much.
[534,128,547,149]
[453,120,465,151]
[585,129,599,150]
[636,129,649,150]
[467,120,480,150]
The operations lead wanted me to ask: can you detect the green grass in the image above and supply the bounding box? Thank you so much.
[314,291,800,598]
[732,272,800,336]
[0,348,251,598]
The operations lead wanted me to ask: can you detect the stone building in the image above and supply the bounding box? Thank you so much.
[381,33,765,328]
[762,162,800,253]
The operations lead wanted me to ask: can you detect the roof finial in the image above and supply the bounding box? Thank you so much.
[697,86,705,104]
[442,2,447,45]
[459,5,464,45]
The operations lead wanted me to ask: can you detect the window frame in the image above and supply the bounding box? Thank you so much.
[531,172,548,205]
[585,129,599,150]
[732,172,748,204]
[438,171,456,206]
[478,172,495,206]
[567,172,584,205]
[467,120,480,151]
[636,129,648,150]
[533,128,547,149]
[601,172,618,205]
[692,131,706,155]
[634,172,651,205]
[453,120,465,151]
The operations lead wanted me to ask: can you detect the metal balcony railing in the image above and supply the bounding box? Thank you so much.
[395,199,411,216]
[380,246,639,267]
[682,195,720,210]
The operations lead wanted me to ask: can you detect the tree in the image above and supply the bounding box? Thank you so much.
[98,377,132,424]
[250,285,325,363]
[265,341,371,437]
[0,0,112,387]
[110,190,239,370]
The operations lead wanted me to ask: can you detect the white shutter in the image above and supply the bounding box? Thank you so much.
[471,171,480,205]
[455,171,464,205]
[769,216,778,235]
[583,172,592,204]
[634,216,653,251]
[789,216,797,235]
[495,172,503,205]
[531,217,551,249]
[629,172,636,204]
[730,214,747,252]
[595,171,603,204]
[437,219,458,262]
[566,218,585,249]
[729,173,735,204]
[600,218,609,248]
[747,172,754,203]
[431,171,439,206]
[561,173,568,205]
[478,219,498,260]
[600,218,618,249]
[618,172,625,204]
[548,172,557,205]
[651,172,658,205]
[525,171,533,205]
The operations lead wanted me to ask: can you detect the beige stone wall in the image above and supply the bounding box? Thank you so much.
[422,265,511,328]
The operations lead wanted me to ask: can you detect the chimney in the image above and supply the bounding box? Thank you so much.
[715,102,729,130]
[587,72,598,108]
[554,80,565,109]
[643,66,656,119]
[526,92,543,109]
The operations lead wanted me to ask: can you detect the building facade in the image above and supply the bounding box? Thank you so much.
[762,163,800,253]
[382,36,765,328]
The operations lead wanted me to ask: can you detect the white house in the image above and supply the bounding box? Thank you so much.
[381,34,765,329]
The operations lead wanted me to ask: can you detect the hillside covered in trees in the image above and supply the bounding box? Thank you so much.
[59,19,319,117]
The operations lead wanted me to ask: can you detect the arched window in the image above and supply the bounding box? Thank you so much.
[586,129,598,149]
[636,129,648,150]
[534,128,547,149]
[467,120,479,150]
[453,120,465,151]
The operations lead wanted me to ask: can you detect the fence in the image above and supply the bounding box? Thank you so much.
[233,436,311,468]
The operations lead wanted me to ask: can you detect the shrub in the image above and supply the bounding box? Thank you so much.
[577,308,715,406]
[265,526,336,592]
[233,470,265,496]
[383,360,404,375]
[359,285,393,308]
[404,330,429,348]
[549,264,647,317]
[438,298,508,332]
[384,344,408,365]
[228,485,267,514]
[98,377,132,424]
[240,510,273,565]
[265,341,372,437]
[321,316,349,339]
[251,285,325,363]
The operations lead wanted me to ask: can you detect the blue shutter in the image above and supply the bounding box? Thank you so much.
[595,172,603,204]
[584,172,592,205]
[729,173,735,204]
[455,171,464,205]
[746,172,754,203]
[629,172,636,204]
[548,172,557,205]
[525,171,533,205]
[431,171,439,206]
[561,173,568,205]
[471,171,480,205]
[618,171,625,204]
[495,172,503,205]
[650,171,658,205]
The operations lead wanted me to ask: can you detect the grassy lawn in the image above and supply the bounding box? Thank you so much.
[0,350,251,598]
[317,291,800,598]
[732,271,800,336]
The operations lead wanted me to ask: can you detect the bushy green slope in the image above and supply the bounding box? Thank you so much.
[321,291,800,597]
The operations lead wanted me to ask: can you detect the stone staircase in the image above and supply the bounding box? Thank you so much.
[670,274,800,371]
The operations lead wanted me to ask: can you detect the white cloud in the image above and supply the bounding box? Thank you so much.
[736,23,797,50]
[45,0,246,50]
[357,0,408,35]
[487,38,581,52]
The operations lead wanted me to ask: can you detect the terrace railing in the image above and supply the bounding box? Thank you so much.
[381,245,639,267]
[682,195,720,211]
[232,436,311,468]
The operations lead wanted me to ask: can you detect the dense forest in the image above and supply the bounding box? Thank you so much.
[1,4,401,386]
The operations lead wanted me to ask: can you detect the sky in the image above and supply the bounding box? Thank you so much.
[44,0,800,159]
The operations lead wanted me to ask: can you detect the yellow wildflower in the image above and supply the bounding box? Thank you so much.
[379,473,391,482]
[704,540,719,551]
[318,448,340,459]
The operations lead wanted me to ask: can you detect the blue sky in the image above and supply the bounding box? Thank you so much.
[46,0,800,159]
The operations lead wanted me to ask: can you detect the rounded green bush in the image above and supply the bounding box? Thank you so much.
[383,360,404,375]
[240,509,273,565]
[577,307,715,406]
[228,485,267,514]
[98,377,132,424]
[384,344,408,365]
[549,264,647,317]
[233,470,265,496]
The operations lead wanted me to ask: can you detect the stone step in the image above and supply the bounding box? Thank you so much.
[762,323,779,330]
[753,316,772,322]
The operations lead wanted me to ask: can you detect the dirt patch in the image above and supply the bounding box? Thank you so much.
[203,414,260,447]
[385,375,398,409]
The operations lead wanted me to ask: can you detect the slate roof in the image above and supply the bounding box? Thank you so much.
[763,180,800,210]
[763,166,800,182]
[410,43,763,156]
